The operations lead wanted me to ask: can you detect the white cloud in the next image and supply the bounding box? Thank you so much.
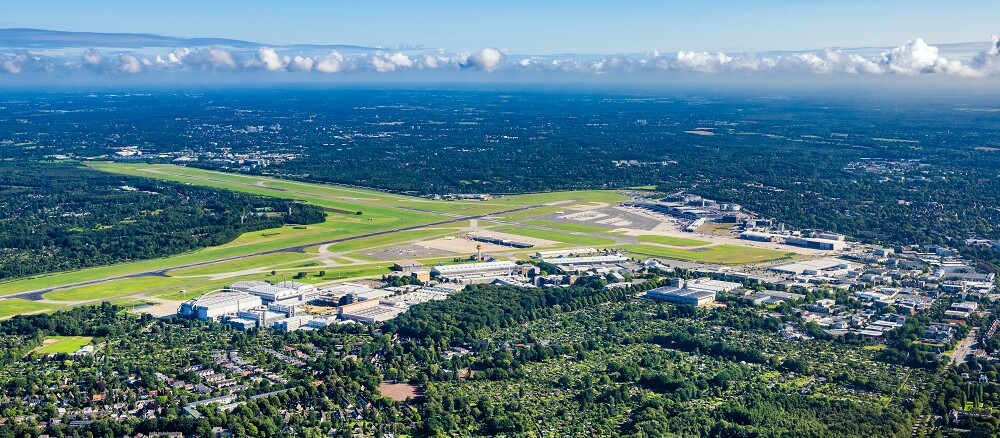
[3,36,1000,79]
[370,52,413,72]
[877,38,981,77]
[187,47,238,70]
[118,53,143,74]
[465,47,504,71]
[1,53,25,74]
[972,35,1000,74]
[315,51,346,73]
[254,47,288,72]
[288,55,314,72]
[83,48,103,67]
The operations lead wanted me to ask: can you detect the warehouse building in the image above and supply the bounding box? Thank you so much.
[431,260,517,279]
[646,285,716,307]
[534,248,598,259]
[541,255,629,267]
[785,236,846,251]
[178,292,263,321]
[337,300,406,324]
[232,281,317,304]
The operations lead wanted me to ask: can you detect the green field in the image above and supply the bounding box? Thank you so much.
[34,336,93,355]
[168,252,313,277]
[634,234,710,247]
[492,225,617,246]
[314,228,463,253]
[620,244,795,264]
[0,299,54,318]
[44,276,195,301]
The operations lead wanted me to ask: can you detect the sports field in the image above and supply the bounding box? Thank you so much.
[34,336,93,355]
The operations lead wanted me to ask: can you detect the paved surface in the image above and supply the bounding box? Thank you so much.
[950,328,978,365]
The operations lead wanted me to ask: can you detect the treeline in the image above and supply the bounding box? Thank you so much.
[0,162,325,280]
[383,283,647,347]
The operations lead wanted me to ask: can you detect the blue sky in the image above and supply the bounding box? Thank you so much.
[4,0,998,53]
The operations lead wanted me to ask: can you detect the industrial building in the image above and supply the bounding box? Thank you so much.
[785,236,847,251]
[229,280,317,303]
[337,300,406,324]
[178,292,263,321]
[770,258,852,276]
[534,248,598,259]
[540,254,629,268]
[431,260,518,280]
[646,285,716,307]
[684,278,742,294]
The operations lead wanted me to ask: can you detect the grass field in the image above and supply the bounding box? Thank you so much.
[634,234,710,247]
[492,225,617,246]
[44,276,195,301]
[168,252,313,277]
[0,299,54,318]
[620,244,795,264]
[34,336,93,355]
[315,228,463,253]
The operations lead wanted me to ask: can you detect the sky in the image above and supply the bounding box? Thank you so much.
[1,1,999,83]
[3,0,999,54]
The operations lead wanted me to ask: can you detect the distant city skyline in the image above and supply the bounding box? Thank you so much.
[4,0,999,54]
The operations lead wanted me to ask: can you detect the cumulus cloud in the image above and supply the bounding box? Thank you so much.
[187,47,238,70]
[3,36,1000,79]
[315,51,346,73]
[370,52,413,72]
[465,47,504,71]
[83,48,104,67]
[1,53,26,74]
[254,47,288,72]
[288,55,314,72]
[877,38,980,77]
[972,35,1000,74]
[118,53,143,74]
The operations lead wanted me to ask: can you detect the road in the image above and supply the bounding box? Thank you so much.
[950,328,978,366]
[4,204,547,301]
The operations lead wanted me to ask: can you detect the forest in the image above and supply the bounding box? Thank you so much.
[0,279,960,437]
[0,161,324,280]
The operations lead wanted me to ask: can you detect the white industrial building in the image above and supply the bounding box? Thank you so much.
[770,258,852,276]
[684,278,742,294]
[534,248,598,259]
[541,255,629,267]
[178,292,263,321]
[230,280,317,303]
[646,286,716,307]
[337,300,406,324]
[785,236,846,251]
[431,261,518,278]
